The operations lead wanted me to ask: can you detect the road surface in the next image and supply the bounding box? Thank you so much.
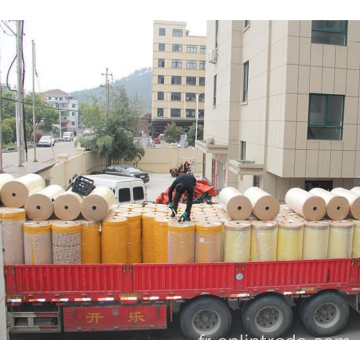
[1,140,77,170]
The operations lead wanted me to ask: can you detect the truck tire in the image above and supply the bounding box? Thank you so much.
[180,297,232,340]
[300,292,349,337]
[242,295,293,339]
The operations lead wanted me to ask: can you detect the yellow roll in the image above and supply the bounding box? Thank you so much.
[154,217,170,263]
[251,221,278,262]
[1,208,26,264]
[195,222,222,263]
[24,221,52,264]
[277,220,304,261]
[123,212,142,264]
[352,221,360,258]
[168,221,195,263]
[142,212,157,263]
[101,216,128,264]
[51,221,81,264]
[303,221,329,260]
[81,220,101,263]
[224,221,251,262]
[328,221,354,259]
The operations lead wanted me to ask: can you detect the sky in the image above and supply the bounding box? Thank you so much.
[0,19,207,94]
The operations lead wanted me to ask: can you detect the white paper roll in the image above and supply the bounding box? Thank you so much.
[219,187,252,220]
[332,188,360,220]
[1,174,46,208]
[25,185,65,220]
[81,185,115,221]
[285,188,326,221]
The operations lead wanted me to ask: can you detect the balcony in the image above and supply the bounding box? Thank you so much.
[229,159,264,176]
[195,140,228,154]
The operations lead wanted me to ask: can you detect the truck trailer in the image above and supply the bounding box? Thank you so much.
[4,258,360,339]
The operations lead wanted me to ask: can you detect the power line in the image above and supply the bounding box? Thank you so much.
[1,96,79,112]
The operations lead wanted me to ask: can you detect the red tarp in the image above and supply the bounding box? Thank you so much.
[155,179,217,204]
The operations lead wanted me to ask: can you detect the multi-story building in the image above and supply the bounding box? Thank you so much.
[42,89,79,130]
[197,20,360,200]
[152,20,207,136]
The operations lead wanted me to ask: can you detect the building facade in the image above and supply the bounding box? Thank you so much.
[42,89,79,130]
[152,21,206,136]
[197,20,360,199]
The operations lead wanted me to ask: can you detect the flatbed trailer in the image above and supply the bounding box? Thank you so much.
[4,258,360,339]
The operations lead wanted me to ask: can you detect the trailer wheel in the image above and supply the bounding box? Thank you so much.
[300,292,349,337]
[180,297,232,340]
[242,295,293,339]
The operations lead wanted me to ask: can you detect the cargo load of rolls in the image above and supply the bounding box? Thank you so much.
[2,184,360,266]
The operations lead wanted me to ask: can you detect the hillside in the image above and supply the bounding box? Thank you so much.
[71,68,152,111]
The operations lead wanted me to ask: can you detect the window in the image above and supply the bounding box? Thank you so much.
[243,61,249,102]
[187,60,197,69]
[199,77,205,86]
[172,59,182,68]
[171,109,181,117]
[158,58,165,67]
[172,29,183,37]
[159,28,166,36]
[119,188,131,203]
[200,46,206,54]
[307,94,344,140]
[198,109,204,118]
[200,61,206,70]
[133,187,144,201]
[311,21,348,46]
[186,109,195,118]
[305,180,333,192]
[158,92,164,100]
[171,92,181,101]
[72,104,76,108]
[187,45,197,53]
[244,20,250,28]
[186,93,196,102]
[159,43,165,51]
[241,141,246,161]
[186,76,196,86]
[72,112,75,116]
[213,75,217,106]
[215,20,219,48]
[172,44,182,52]
[171,76,182,85]
[157,108,164,117]
[199,93,205,102]
[158,75,165,84]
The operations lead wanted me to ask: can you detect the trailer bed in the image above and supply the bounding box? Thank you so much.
[5,258,360,304]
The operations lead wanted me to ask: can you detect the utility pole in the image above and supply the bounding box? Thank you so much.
[0,37,4,173]
[16,20,25,166]
[102,68,112,120]
[32,40,38,162]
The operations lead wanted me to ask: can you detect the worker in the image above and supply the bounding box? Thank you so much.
[168,173,196,221]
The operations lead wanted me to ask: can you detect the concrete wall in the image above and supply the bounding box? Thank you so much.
[136,145,203,173]
[38,147,203,185]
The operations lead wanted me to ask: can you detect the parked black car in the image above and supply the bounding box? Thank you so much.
[92,165,150,183]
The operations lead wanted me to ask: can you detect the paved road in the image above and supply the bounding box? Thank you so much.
[1,140,77,170]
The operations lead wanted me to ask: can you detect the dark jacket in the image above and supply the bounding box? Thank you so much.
[168,174,196,214]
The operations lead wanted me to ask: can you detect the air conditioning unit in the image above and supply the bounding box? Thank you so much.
[206,137,215,145]
[208,49,217,64]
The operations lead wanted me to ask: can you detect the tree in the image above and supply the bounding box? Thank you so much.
[76,84,145,166]
[187,124,204,147]
[1,91,58,138]
[164,122,182,144]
